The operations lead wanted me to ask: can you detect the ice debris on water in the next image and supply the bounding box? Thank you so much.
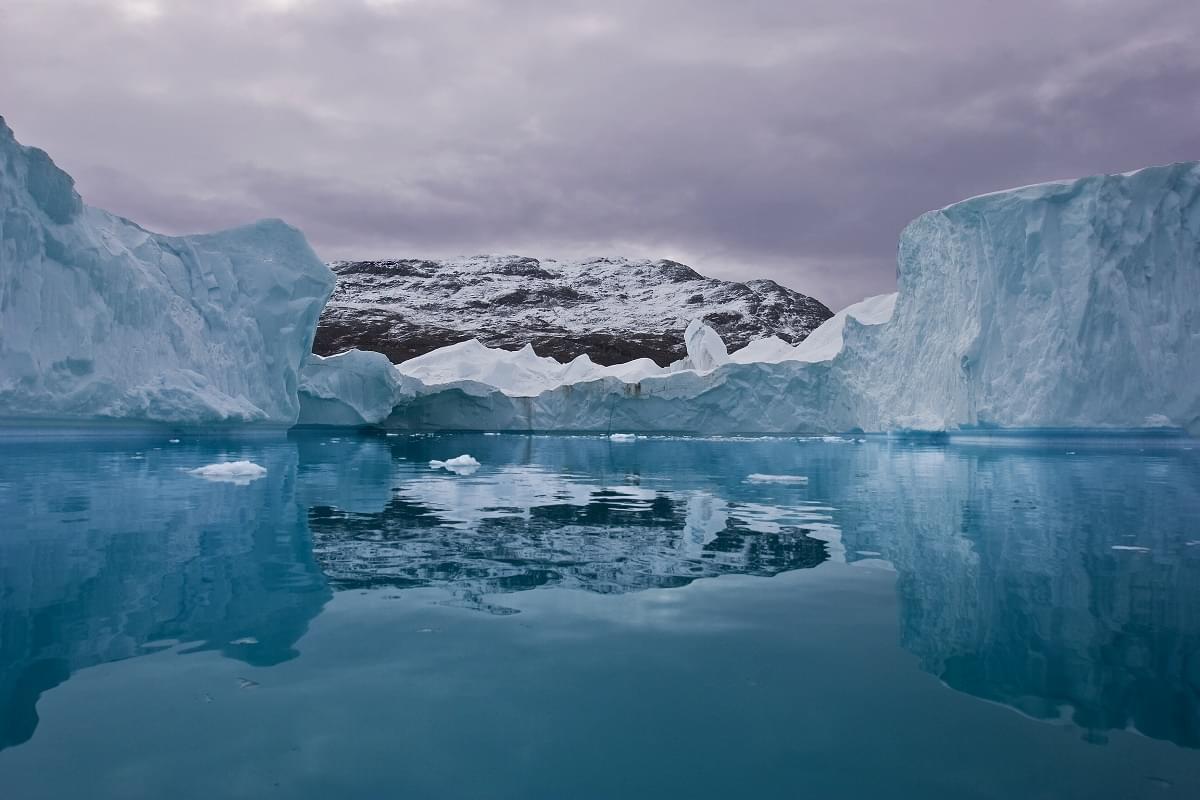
[430,454,481,474]
[746,474,809,484]
[187,461,268,485]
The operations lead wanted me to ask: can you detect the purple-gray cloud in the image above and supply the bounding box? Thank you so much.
[2,0,1198,308]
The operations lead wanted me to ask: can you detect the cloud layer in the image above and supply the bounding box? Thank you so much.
[3,0,1198,307]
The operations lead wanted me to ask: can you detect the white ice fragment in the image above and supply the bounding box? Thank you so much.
[429,454,481,474]
[746,474,809,484]
[187,460,268,485]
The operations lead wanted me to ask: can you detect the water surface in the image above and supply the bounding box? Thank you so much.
[2,432,1199,798]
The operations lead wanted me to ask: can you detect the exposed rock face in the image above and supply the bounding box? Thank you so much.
[313,255,833,365]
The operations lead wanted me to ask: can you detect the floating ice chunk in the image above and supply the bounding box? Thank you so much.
[746,474,809,484]
[430,454,481,474]
[187,460,268,485]
[609,433,637,442]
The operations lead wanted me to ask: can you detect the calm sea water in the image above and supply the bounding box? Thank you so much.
[1,431,1199,798]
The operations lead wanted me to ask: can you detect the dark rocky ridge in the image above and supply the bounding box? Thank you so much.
[315,255,833,365]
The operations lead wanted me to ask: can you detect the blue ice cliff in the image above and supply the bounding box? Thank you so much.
[1,117,1196,434]
[358,164,1200,434]
[0,117,334,426]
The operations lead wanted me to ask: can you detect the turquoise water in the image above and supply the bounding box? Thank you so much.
[2,431,1199,798]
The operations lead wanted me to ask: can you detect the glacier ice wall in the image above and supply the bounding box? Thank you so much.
[0,117,334,426]
[298,349,420,426]
[837,163,1200,433]
[383,163,1200,434]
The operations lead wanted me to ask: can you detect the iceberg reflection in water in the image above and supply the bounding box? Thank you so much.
[1,432,1199,798]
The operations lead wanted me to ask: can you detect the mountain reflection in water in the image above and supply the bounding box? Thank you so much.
[1,431,1198,761]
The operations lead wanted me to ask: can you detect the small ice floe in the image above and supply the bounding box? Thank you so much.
[187,460,268,485]
[229,637,259,645]
[609,433,637,442]
[1111,545,1151,552]
[430,454,480,475]
[746,474,809,484]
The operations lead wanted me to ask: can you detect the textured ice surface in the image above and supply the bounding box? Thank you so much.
[682,318,730,373]
[0,117,333,426]
[838,162,1200,433]
[298,349,416,426]
[384,163,1200,434]
[787,294,897,364]
[429,454,481,474]
[187,461,268,485]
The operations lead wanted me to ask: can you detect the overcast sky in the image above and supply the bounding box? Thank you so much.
[2,0,1198,308]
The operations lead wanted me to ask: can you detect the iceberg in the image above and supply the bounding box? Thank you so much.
[297,349,417,427]
[429,454,481,475]
[837,162,1200,433]
[4,115,1195,436]
[0,117,334,426]
[380,163,1200,435]
[187,461,268,485]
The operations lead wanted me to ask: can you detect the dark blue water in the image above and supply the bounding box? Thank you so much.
[2,431,1199,798]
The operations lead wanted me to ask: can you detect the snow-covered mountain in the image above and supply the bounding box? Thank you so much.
[314,255,833,365]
